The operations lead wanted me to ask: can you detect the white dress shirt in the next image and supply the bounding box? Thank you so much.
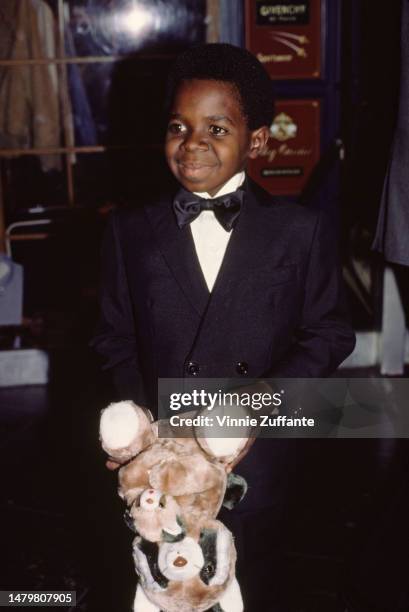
[191,171,245,291]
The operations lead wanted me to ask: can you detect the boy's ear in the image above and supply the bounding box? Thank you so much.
[248,126,270,159]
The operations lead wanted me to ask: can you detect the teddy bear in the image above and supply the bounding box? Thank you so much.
[131,518,243,612]
[99,400,248,611]
[99,400,248,541]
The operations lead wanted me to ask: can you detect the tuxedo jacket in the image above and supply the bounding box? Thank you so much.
[91,178,355,410]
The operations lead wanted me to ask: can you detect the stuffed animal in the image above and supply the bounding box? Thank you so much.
[99,401,248,540]
[124,488,185,543]
[131,519,243,612]
[99,400,248,611]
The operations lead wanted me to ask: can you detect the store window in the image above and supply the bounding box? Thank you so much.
[0,0,207,217]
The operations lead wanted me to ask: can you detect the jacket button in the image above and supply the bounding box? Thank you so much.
[236,361,248,375]
[187,361,200,376]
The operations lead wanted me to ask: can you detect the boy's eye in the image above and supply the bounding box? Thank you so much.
[209,125,228,136]
[167,122,186,135]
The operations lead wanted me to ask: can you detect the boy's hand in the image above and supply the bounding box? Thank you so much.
[106,459,121,470]
[221,380,274,473]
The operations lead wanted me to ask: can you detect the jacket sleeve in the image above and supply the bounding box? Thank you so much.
[90,212,147,405]
[267,211,356,378]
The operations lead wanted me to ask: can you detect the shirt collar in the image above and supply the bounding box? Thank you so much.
[193,171,245,200]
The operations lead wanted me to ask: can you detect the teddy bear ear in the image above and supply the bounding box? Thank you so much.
[193,403,250,463]
[195,435,248,463]
[99,401,155,462]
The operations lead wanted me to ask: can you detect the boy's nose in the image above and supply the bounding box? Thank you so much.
[182,131,209,151]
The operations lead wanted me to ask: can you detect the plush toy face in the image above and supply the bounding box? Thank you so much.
[132,521,238,612]
[125,488,184,542]
[158,537,204,581]
[140,489,163,509]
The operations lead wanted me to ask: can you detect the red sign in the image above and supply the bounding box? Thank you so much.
[245,0,322,79]
[248,99,321,195]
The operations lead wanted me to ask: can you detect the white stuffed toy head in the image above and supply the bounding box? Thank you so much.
[132,520,243,612]
[124,488,184,543]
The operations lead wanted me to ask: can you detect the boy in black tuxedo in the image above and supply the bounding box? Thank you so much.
[92,44,355,610]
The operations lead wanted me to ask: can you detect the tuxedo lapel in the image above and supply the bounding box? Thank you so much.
[144,195,210,317]
[207,179,279,308]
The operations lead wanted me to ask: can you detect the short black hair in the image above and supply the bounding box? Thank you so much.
[166,43,274,130]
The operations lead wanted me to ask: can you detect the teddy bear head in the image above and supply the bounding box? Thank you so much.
[124,488,185,543]
[132,519,242,612]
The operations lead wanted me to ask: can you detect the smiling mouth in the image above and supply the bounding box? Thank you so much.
[177,161,216,180]
[178,161,213,170]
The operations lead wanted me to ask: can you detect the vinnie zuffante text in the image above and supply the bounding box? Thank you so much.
[166,389,315,429]
[169,413,315,428]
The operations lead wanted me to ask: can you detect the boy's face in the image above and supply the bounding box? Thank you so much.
[165,79,269,196]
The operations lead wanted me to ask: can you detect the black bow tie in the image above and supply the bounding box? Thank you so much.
[173,187,244,232]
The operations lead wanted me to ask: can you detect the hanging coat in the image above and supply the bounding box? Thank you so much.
[373,0,409,265]
[0,0,61,172]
